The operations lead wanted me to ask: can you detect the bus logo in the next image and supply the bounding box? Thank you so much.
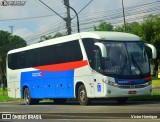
[32,71,44,77]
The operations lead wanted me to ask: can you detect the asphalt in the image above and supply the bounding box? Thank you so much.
[0,100,160,122]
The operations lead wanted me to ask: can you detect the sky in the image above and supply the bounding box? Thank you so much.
[0,0,159,44]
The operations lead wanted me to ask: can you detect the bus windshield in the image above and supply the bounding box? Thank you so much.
[99,41,150,78]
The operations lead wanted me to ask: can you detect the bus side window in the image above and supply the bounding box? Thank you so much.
[27,49,40,67]
[65,40,83,62]
[8,54,16,69]
[93,46,103,72]
[53,43,66,64]
[40,46,52,66]
[8,54,12,69]
[82,38,96,69]
[18,52,27,69]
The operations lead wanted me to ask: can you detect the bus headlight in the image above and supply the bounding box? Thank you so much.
[144,81,152,86]
[108,81,118,87]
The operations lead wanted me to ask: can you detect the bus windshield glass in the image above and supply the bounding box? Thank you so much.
[100,41,149,78]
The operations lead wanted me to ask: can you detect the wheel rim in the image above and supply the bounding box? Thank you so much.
[80,90,86,102]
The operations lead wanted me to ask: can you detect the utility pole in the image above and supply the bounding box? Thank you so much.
[64,0,80,33]
[122,0,126,32]
[39,0,72,35]
[65,0,71,35]
[9,26,14,35]
[39,0,92,35]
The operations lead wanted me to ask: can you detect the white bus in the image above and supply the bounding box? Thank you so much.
[7,32,157,105]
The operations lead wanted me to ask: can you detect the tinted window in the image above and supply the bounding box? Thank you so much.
[82,38,97,69]
[40,46,52,66]
[18,52,26,69]
[31,49,40,67]
[53,43,66,64]
[8,53,18,69]
[8,40,83,70]
[65,41,83,62]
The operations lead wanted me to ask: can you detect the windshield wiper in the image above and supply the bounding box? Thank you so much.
[131,54,143,77]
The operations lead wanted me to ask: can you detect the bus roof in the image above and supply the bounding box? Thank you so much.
[8,31,141,54]
[79,31,141,41]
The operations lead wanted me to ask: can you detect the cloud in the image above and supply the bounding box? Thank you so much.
[13,28,33,38]
[0,0,158,44]
[123,0,156,7]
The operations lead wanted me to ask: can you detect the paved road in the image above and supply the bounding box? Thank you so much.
[0,100,160,122]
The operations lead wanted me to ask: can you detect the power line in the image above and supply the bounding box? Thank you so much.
[0,0,158,22]
[25,9,159,43]
[0,1,159,48]
[0,14,65,21]
[38,0,65,20]
[25,0,93,38]
[70,3,160,30]
[72,0,93,19]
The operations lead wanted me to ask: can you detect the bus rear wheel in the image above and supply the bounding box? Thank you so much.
[78,85,91,106]
[24,88,39,105]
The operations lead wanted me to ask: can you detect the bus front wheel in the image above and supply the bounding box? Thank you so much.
[78,85,91,106]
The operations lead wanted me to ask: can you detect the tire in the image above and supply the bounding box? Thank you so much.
[53,98,67,104]
[116,97,128,104]
[78,85,91,106]
[24,88,39,105]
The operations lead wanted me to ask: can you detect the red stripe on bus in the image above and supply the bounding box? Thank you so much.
[33,60,88,72]
[143,76,151,81]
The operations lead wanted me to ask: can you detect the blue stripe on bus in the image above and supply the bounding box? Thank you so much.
[115,78,151,85]
[20,70,75,99]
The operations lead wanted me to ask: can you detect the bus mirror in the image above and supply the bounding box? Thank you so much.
[145,43,157,59]
[94,42,107,58]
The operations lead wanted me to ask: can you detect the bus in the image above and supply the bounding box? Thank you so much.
[6,32,157,105]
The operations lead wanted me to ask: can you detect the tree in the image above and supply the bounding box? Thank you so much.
[141,15,160,76]
[0,30,11,45]
[114,22,142,36]
[39,32,64,43]
[39,35,53,42]
[53,32,64,38]
[114,25,124,32]
[0,30,26,89]
[94,21,113,31]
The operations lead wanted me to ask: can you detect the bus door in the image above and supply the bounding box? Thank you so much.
[92,49,104,97]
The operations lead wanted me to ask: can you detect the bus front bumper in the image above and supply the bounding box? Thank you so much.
[104,84,152,98]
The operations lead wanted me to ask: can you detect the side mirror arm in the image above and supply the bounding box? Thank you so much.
[94,42,107,58]
[145,43,157,59]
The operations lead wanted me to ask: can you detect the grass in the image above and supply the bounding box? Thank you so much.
[152,80,160,86]
[0,88,21,102]
[0,88,8,96]
[0,96,19,101]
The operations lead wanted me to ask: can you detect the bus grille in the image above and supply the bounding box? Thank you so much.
[118,83,151,89]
